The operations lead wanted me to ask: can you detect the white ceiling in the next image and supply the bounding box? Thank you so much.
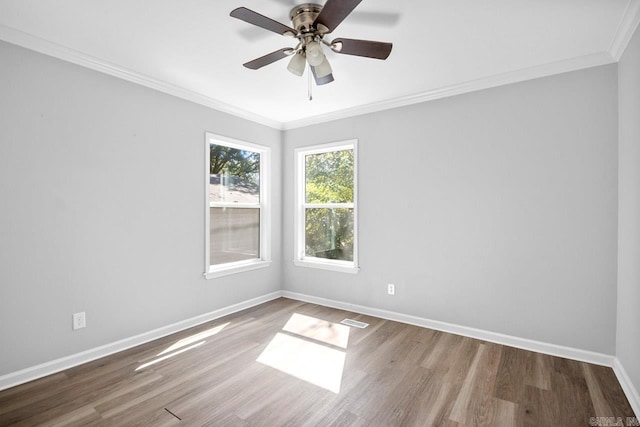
[1,0,639,129]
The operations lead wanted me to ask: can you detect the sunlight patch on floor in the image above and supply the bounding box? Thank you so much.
[257,313,351,394]
[283,313,350,348]
[159,322,229,356]
[136,341,205,371]
[257,333,346,393]
[135,322,229,371]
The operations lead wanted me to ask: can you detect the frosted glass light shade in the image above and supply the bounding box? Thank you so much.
[287,52,306,76]
[314,57,332,78]
[305,41,325,66]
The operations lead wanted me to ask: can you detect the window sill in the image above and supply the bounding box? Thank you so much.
[294,258,360,274]
[205,260,271,279]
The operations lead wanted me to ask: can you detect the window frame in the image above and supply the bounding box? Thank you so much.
[204,133,271,279]
[294,139,359,274]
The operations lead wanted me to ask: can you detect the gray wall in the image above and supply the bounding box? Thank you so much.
[283,65,619,354]
[618,25,640,397]
[0,41,282,375]
[0,37,625,378]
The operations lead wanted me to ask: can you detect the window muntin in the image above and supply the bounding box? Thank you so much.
[205,134,270,278]
[295,141,358,273]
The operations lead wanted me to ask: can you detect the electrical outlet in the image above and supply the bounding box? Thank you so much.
[387,284,395,295]
[72,312,86,330]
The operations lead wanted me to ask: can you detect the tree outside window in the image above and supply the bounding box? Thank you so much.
[205,134,270,278]
[295,141,358,273]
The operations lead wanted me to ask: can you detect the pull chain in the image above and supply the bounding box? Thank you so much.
[308,65,313,101]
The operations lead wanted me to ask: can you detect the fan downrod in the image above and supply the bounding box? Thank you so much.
[289,4,323,33]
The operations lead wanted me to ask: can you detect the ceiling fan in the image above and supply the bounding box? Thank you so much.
[230,0,393,86]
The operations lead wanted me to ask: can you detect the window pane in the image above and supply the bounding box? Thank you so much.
[305,149,353,204]
[210,207,260,265]
[305,208,353,261]
[210,144,260,204]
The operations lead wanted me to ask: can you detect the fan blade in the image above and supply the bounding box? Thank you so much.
[313,0,363,33]
[331,38,392,59]
[311,66,334,85]
[243,48,294,70]
[230,7,296,36]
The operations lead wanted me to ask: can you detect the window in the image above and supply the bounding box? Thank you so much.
[294,140,358,273]
[205,133,270,278]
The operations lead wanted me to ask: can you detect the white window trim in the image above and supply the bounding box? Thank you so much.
[294,139,359,274]
[204,133,271,279]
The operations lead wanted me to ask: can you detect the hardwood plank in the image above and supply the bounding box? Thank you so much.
[0,373,69,416]
[411,369,456,426]
[0,298,635,426]
[462,343,503,426]
[522,384,559,426]
[587,364,636,417]
[525,351,552,390]
[449,344,501,425]
[492,397,518,426]
[551,371,593,425]
[293,369,369,426]
[494,345,530,403]
[326,410,365,427]
[583,363,614,416]
[366,366,435,426]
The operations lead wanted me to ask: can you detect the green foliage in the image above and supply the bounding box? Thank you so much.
[210,144,259,184]
[305,208,354,261]
[305,149,353,203]
[304,149,354,261]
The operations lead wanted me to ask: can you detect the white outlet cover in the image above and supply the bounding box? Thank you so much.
[73,312,86,330]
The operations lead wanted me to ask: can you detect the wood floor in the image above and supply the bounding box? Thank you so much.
[0,298,635,426]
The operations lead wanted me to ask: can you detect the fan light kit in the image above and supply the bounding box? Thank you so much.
[230,0,393,98]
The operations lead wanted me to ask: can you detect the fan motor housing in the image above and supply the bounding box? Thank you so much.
[290,3,322,33]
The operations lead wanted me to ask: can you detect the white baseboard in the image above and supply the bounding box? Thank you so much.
[0,291,283,392]
[281,291,616,367]
[613,358,640,416]
[3,288,634,415]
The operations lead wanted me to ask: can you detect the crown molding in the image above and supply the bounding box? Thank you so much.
[0,21,624,132]
[0,24,283,130]
[281,51,616,130]
[610,0,640,60]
